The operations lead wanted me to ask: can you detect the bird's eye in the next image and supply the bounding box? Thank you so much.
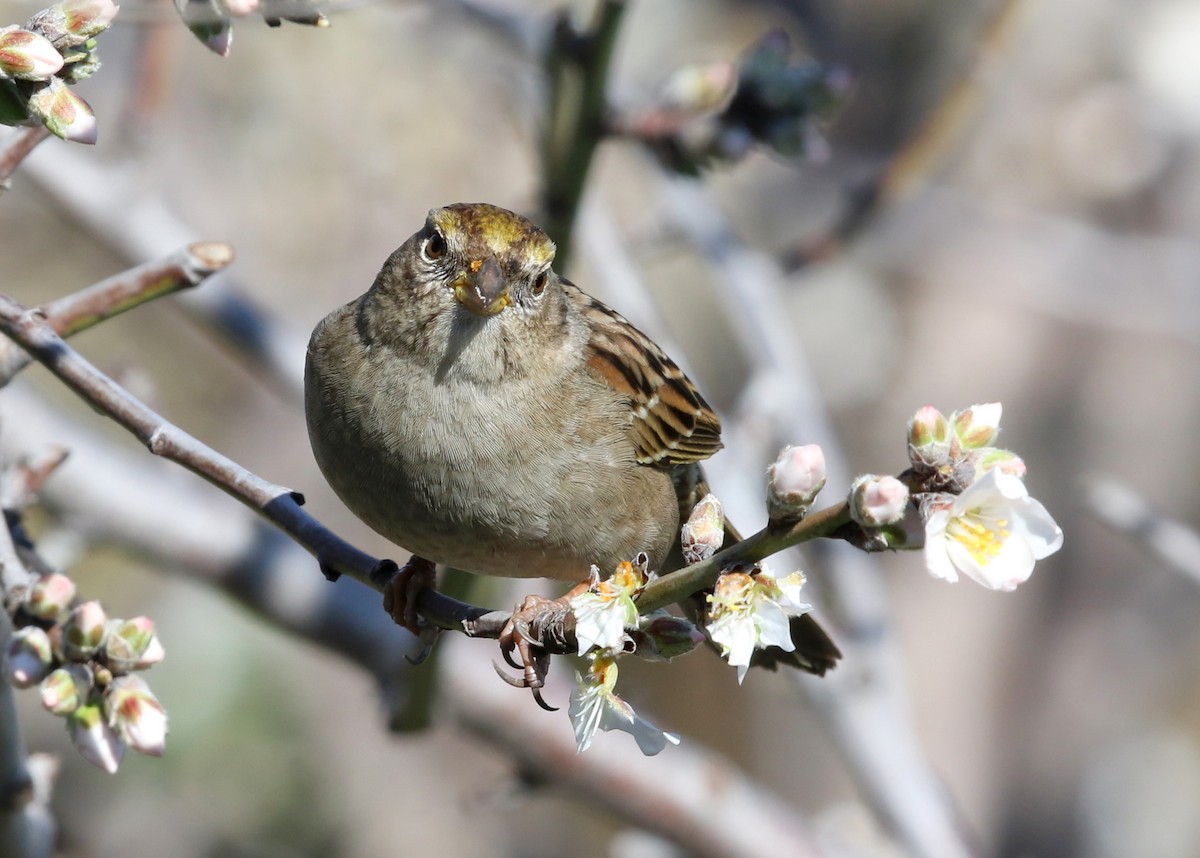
[424,230,447,261]
[531,270,549,296]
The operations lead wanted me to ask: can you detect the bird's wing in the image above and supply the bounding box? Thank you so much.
[564,279,723,466]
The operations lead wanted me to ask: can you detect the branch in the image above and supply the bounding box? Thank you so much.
[539,0,626,266]
[0,543,54,858]
[1082,476,1200,588]
[637,501,852,613]
[0,242,233,384]
[0,127,50,188]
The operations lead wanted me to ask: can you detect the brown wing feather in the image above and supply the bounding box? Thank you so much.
[563,279,723,466]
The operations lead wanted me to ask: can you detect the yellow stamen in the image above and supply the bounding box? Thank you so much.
[947,510,1009,566]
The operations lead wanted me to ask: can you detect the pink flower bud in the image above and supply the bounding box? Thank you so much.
[25,573,76,621]
[976,448,1027,480]
[105,676,167,757]
[658,60,736,114]
[907,405,950,472]
[849,474,910,527]
[0,27,64,80]
[767,444,826,520]
[60,0,119,38]
[62,600,107,660]
[104,616,159,673]
[951,402,1002,450]
[40,664,92,715]
[26,78,97,144]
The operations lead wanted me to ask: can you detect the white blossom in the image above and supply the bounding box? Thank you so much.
[924,468,1062,591]
[706,566,811,683]
[568,653,679,756]
[570,560,646,655]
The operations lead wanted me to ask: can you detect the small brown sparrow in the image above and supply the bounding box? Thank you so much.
[305,203,838,676]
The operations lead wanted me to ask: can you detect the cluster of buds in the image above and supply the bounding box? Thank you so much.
[567,555,702,755]
[632,29,850,174]
[4,573,167,772]
[907,403,1062,591]
[0,0,118,143]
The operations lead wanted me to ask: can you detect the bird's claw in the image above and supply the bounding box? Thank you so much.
[405,624,442,665]
[495,593,575,711]
[383,555,437,635]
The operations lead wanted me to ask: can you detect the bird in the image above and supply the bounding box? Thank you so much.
[304,202,839,684]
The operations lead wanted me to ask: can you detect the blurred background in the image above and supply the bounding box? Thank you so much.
[2,0,1199,855]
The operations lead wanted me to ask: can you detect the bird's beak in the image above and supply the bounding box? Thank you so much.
[452,256,509,316]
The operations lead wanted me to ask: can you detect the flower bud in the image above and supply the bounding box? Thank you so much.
[60,0,119,39]
[25,77,97,144]
[104,616,160,673]
[658,60,736,115]
[105,676,167,757]
[62,600,107,661]
[68,703,124,773]
[5,626,53,688]
[220,0,259,17]
[25,573,76,621]
[767,444,826,520]
[950,402,1002,450]
[40,664,92,715]
[849,474,910,527]
[977,448,1026,480]
[907,405,950,471]
[680,493,724,565]
[0,27,64,80]
[630,613,706,661]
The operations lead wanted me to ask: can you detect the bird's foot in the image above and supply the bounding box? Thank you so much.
[382,555,437,635]
[495,592,580,712]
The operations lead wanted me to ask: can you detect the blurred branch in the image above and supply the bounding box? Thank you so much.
[0,127,50,187]
[1083,476,1200,588]
[444,637,827,858]
[540,0,626,267]
[780,0,1025,272]
[12,134,306,399]
[0,242,233,384]
[0,537,54,858]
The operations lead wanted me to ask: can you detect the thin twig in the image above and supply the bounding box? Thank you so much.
[0,127,50,188]
[779,0,1026,272]
[0,242,234,384]
[637,501,852,613]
